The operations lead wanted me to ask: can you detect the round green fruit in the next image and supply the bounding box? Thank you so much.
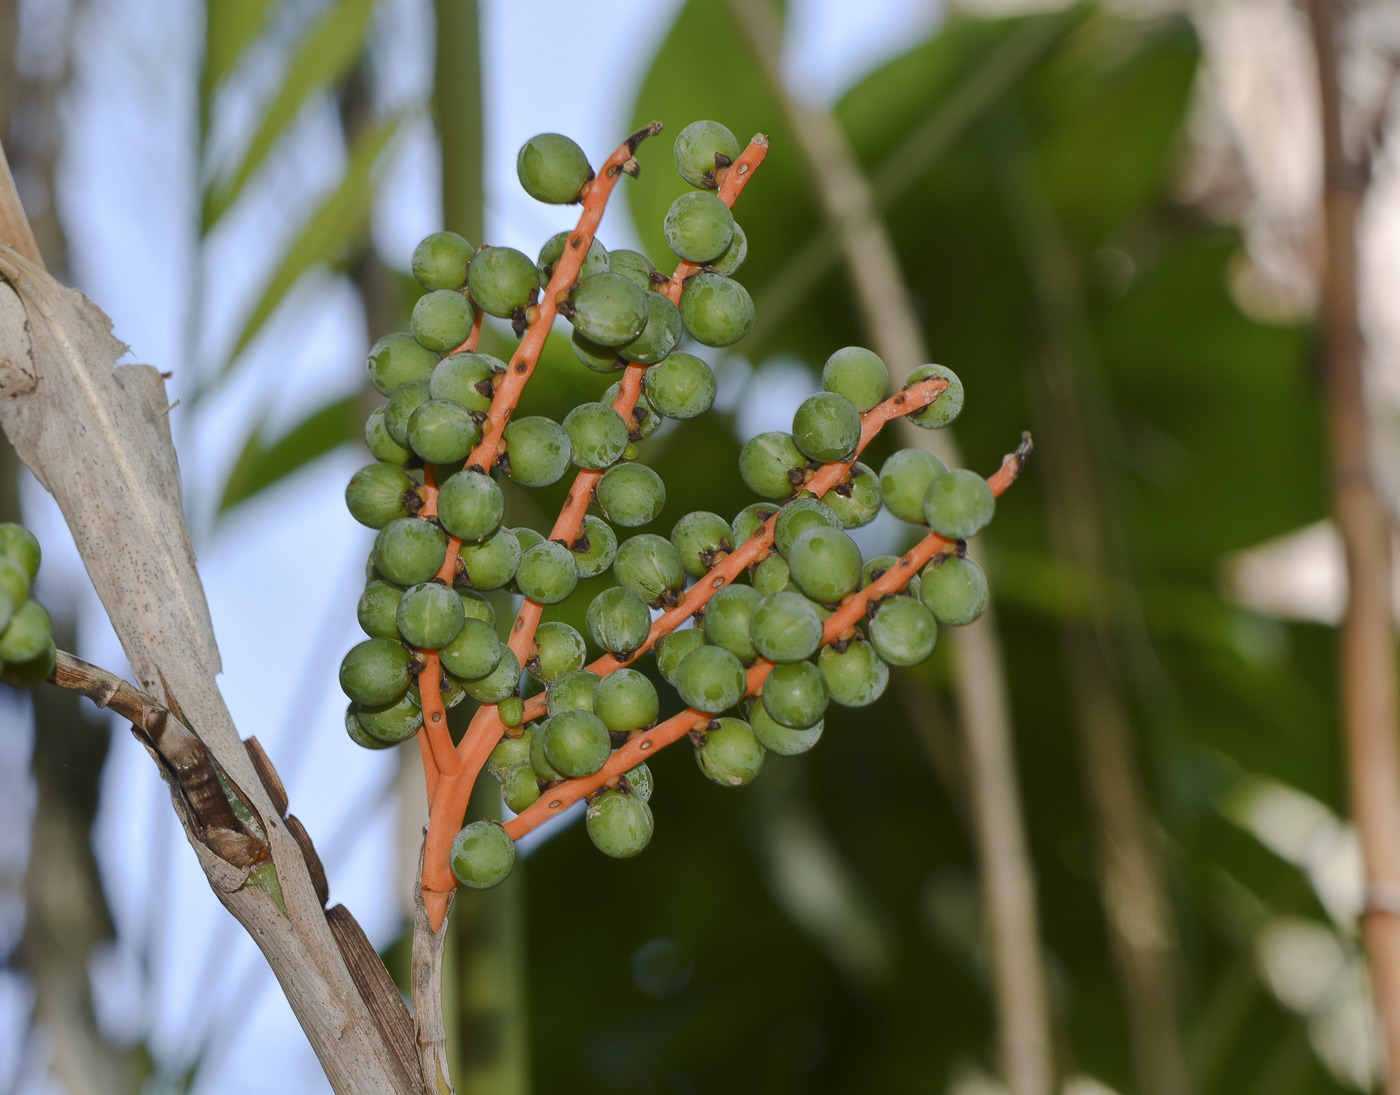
[739,432,805,500]
[612,534,684,607]
[664,191,734,263]
[604,380,661,439]
[695,717,764,787]
[773,497,840,558]
[396,581,465,649]
[515,540,579,605]
[703,584,761,660]
[367,332,438,395]
[571,514,618,579]
[919,553,989,626]
[374,518,447,586]
[587,585,652,656]
[587,790,653,858]
[411,289,474,353]
[451,820,515,889]
[412,231,473,291]
[923,469,995,541]
[623,762,653,802]
[487,729,532,780]
[430,352,500,412]
[502,763,542,814]
[517,133,592,204]
[906,364,964,428]
[761,660,829,729]
[879,448,949,525]
[596,463,665,528]
[437,471,504,542]
[675,645,746,713]
[671,510,732,577]
[530,722,564,780]
[711,221,747,276]
[538,231,607,286]
[407,399,480,465]
[619,294,682,366]
[792,392,861,464]
[365,407,413,464]
[461,645,521,703]
[869,597,938,666]
[819,640,889,708]
[345,463,416,529]
[458,588,495,626]
[824,463,882,528]
[384,381,432,447]
[458,526,521,589]
[467,246,538,318]
[345,704,395,750]
[339,638,414,707]
[502,416,571,487]
[678,272,753,347]
[786,526,862,604]
[571,329,624,373]
[750,590,823,663]
[547,670,600,717]
[608,249,658,289]
[749,700,822,756]
[822,346,888,412]
[567,273,649,348]
[544,708,610,778]
[355,692,423,744]
[529,621,586,683]
[674,120,740,188]
[642,352,715,419]
[752,553,790,596]
[440,617,501,681]
[731,502,780,546]
[593,668,659,734]
[563,402,628,470]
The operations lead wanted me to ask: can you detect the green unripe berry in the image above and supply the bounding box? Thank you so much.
[346,463,416,529]
[739,432,805,500]
[440,617,501,680]
[819,640,889,707]
[547,670,600,717]
[624,763,653,803]
[618,294,682,365]
[642,352,715,419]
[502,763,542,813]
[660,629,716,695]
[396,581,465,649]
[879,449,949,524]
[516,541,579,605]
[674,120,740,188]
[365,407,413,464]
[430,352,501,413]
[586,789,654,858]
[488,729,532,779]
[671,510,732,577]
[924,469,995,540]
[604,380,662,439]
[711,221,746,276]
[678,272,753,347]
[502,416,571,487]
[0,558,28,608]
[529,621,586,683]
[458,526,521,589]
[563,402,629,470]
[608,249,659,289]
[436,471,504,542]
[458,588,495,626]
[675,645,746,713]
[412,231,473,290]
[467,246,538,318]
[368,332,438,395]
[665,191,734,263]
[339,638,414,707]
[538,231,607,286]
[749,700,822,756]
[920,553,989,626]
[567,273,650,348]
[906,364,964,428]
[374,518,447,586]
[0,597,47,664]
[762,660,829,728]
[384,381,432,447]
[571,330,625,373]
[355,692,424,744]
[345,704,395,750]
[411,289,474,353]
[792,391,861,464]
[451,820,515,889]
[824,462,882,528]
[461,645,521,703]
[773,497,840,557]
[530,722,564,780]
[571,515,618,579]
[513,527,545,554]
[544,708,610,777]
[752,553,790,596]
[703,584,761,660]
[750,590,823,663]
[870,597,938,666]
[407,399,480,465]
[596,463,665,528]
[499,701,526,737]
[694,717,764,787]
[613,534,684,607]
[593,668,659,734]
[731,502,780,546]
[517,133,592,204]
[786,525,862,604]
[822,347,888,412]
[587,586,652,656]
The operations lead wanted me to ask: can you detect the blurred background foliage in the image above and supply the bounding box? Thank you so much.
[1,0,1390,1093]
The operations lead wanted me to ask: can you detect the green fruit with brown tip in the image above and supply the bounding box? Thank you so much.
[674,120,741,188]
[593,667,659,734]
[818,640,888,708]
[517,133,592,204]
[671,510,732,577]
[731,502,780,546]
[612,534,684,607]
[694,717,764,787]
[824,462,882,528]
[467,246,538,318]
[528,621,586,683]
[739,432,805,500]
[458,526,521,590]
[538,231,607,286]
[571,515,618,579]
[430,352,500,412]
[347,463,417,530]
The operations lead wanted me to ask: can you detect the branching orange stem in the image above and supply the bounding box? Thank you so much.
[503,432,1033,839]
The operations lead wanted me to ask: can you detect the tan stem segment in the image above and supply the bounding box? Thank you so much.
[720,2,1055,1091]
[1307,0,1400,1086]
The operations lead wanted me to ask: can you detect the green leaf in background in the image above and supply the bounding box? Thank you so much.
[201,0,279,122]
[219,393,361,512]
[220,112,403,379]
[202,0,377,229]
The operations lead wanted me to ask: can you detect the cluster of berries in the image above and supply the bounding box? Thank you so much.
[337,121,1012,898]
[0,523,53,687]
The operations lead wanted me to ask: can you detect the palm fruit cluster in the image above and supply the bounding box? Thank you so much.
[338,121,1001,893]
[0,523,54,687]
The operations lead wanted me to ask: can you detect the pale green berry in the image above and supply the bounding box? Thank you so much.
[502,416,572,487]
[365,407,413,464]
[358,580,403,639]
[567,273,649,348]
[739,432,805,500]
[906,364,963,428]
[923,469,995,541]
[368,332,438,395]
[665,191,734,263]
[596,463,665,528]
[467,246,538,319]
[731,502,780,546]
[619,294,682,366]
[396,581,465,649]
[642,352,715,419]
[437,471,505,542]
[694,717,764,787]
[919,553,989,626]
[752,553,790,596]
[346,463,416,529]
[819,640,889,707]
[547,670,600,718]
[587,586,652,656]
[502,763,543,814]
[412,231,473,290]
[612,534,684,607]
[671,510,732,577]
[655,628,706,686]
[586,789,654,858]
[355,692,424,744]
[440,617,501,680]
[517,133,592,204]
[374,518,447,586]
[773,497,840,558]
[678,272,753,347]
[450,820,515,889]
[528,621,586,683]
[430,352,501,412]
[762,661,828,728]
[458,526,521,589]
[711,221,746,276]
[339,638,414,707]
[515,541,579,604]
[786,526,862,604]
[824,462,882,528]
[822,347,888,412]
[571,514,618,579]
[869,597,938,666]
[461,645,521,703]
[879,449,949,525]
[674,120,740,188]
[703,584,761,660]
[544,709,610,777]
[538,231,607,286]
[593,668,659,734]
[750,590,823,663]
[675,645,746,713]
[345,704,395,750]
[792,392,861,464]
[749,700,822,756]
[563,402,629,470]
[384,381,432,447]
[411,289,474,353]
